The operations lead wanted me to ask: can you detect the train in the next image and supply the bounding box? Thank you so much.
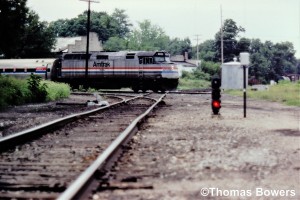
[0,51,179,92]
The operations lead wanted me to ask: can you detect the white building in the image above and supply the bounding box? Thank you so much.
[53,32,103,53]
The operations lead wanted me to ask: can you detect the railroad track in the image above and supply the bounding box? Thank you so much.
[94,89,211,95]
[0,92,165,199]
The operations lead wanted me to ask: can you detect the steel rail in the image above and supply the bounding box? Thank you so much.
[0,95,143,152]
[57,93,166,200]
[169,91,211,95]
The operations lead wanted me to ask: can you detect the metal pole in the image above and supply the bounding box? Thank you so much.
[80,0,99,86]
[220,5,224,64]
[85,1,90,81]
[195,35,199,61]
[243,65,246,118]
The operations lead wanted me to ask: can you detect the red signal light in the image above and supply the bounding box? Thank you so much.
[212,100,221,108]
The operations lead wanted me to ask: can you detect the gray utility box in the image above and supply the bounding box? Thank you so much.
[221,58,248,89]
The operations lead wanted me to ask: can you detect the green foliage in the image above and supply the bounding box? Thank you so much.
[195,40,216,61]
[0,0,28,58]
[49,9,132,42]
[87,88,98,93]
[103,36,127,51]
[0,75,71,109]
[226,81,300,106]
[112,9,132,38]
[179,77,210,90]
[166,38,192,58]
[104,21,193,54]
[126,20,170,51]
[0,75,31,108]
[200,61,221,77]
[214,19,246,62]
[179,69,211,90]
[0,1,55,58]
[249,39,297,83]
[27,74,48,102]
[193,18,297,85]
[19,11,56,58]
[44,81,70,101]
[181,69,210,81]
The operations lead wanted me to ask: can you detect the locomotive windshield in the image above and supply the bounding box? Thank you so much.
[154,56,165,63]
[154,51,171,63]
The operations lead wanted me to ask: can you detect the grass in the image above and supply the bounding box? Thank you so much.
[0,76,30,107]
[43,80,71,101]
[226,81,300,107]
[178,78,210,90]
[0,75,71,109]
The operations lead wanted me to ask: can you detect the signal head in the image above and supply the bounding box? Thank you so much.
[212,100,221,109]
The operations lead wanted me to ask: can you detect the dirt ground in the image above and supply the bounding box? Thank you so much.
[0,94,100,137]
[0,93,299,199]
[95,93,300,200]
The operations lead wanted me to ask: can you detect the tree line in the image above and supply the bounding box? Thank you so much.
[0,0,298,84]
[0,0,55,58]
[196,19,299,83]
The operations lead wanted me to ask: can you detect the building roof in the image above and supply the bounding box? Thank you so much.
[53,37,82,52]
[52,32,103,53]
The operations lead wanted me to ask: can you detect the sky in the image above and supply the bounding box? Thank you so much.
[27,0,300,58]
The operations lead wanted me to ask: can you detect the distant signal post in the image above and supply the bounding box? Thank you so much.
[240,52,250,118]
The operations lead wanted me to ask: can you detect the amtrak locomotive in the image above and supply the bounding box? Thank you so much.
[0,51,179,92]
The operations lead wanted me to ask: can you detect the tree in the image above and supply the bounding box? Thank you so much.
[103,36,127,51]
[236,37,251,53]
[214,19,245,62]
[105,21,192,54]
[127,20,170,51]
[196,40,216,62]
[166,38,192,57]
[201,61,220,77]
[192,18,297,83]
[49,9,132,42]
[249,39,297,83]
[272,42,297,76]
[0,0,55,58]
[0,0,28,58]
[19,11,56,58]
[111,9,132,38]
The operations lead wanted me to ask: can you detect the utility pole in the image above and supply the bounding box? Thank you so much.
[80,0,99,83]
[194,35,201,61]
[220,5,224,64]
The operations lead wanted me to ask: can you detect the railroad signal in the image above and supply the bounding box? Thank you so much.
[211,76,221,115]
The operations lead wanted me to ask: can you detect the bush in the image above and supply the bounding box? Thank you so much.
[0,75,31,108]
[0,75,71,109]
[201,61,221,77]
[179,67,211,89]
[44,80,70,101]
[27,74,48,102]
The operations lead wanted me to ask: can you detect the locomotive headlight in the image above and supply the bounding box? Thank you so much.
[170,65,178,70]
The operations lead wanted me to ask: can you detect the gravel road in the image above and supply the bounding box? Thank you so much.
[0,93,299,200]
[95,93,300,200]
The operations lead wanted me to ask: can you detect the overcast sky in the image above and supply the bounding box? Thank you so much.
[27,0,300,58]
